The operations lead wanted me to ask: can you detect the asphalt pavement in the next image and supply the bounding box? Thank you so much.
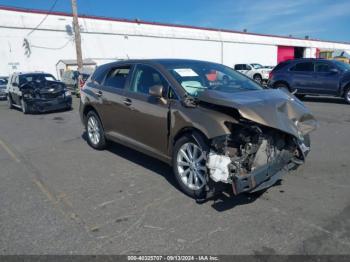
[0,96,349,255]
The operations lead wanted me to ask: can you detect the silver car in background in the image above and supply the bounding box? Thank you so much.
[0,76,8,100]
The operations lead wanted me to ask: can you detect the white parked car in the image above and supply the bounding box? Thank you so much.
[234,63,273,84]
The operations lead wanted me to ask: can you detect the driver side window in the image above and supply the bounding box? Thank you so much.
[130,65,167,95]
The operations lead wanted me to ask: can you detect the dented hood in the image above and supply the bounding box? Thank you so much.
[197,89,318,138]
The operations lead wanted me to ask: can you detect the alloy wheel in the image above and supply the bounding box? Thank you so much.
[346,89,350,103]
[87,116,101,145]
[176,142,207,190]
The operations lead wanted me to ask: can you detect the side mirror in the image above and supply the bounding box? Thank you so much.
[329,68,338,74]
[149,84,163,98]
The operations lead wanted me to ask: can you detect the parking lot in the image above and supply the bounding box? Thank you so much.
[0,96,349,255]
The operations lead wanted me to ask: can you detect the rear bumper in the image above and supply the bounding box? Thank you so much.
[26,96,72,112]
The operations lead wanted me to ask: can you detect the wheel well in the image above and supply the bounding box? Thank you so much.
[83,105,100,124]
[253,73,262,79]
[173,127,209,146]
[273,81,290,89]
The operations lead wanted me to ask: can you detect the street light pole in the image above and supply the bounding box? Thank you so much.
[71,0,83,76]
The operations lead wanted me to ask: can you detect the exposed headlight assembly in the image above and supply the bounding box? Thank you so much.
[23,93,32,99]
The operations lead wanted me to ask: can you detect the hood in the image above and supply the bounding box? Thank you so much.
[256,68,272,73]
[22,80,65,93]
[38,80,65,93]
[197,89,318,138]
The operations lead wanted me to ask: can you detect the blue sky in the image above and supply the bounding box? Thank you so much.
[0,0,349,42]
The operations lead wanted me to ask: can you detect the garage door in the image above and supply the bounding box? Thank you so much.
[277,46,294,63]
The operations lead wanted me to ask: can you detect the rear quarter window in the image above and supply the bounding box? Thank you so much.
[91,66,109,84]
[273,61,290,71]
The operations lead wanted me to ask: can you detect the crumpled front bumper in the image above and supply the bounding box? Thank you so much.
[232,150,293,195]
[232,139,310,195]
[26,96,72,112]
[207,134,311,196]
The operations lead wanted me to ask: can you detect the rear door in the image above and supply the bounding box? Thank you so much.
[121,64,170,157]
[241,64,252,76]
[90,65,133,137]
[313,61,339,95]
[289,61,315,93]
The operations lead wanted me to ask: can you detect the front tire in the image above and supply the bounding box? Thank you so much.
[85,111,106,150]
[344,87,350,104]
[7,94,13,109]
[21,99,29,114]
[296,94,305,99]
[172,133,208,198]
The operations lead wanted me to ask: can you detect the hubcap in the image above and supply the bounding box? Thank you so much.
[87,116,100,145]
[176,142,207,190]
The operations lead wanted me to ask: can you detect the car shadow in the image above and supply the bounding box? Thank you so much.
[210,190,266,212]
[81,131,179,191]
[81,131,275,211]
[301,96,346,104]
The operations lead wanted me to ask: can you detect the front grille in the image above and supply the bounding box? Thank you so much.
[40,92,64,99]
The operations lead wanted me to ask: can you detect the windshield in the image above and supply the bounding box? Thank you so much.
[334,61,350,71]
[19,74,56,85]
[164,61,263,97]
[251,63,263,69]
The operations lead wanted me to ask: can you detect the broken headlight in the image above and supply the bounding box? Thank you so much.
[22,93,33,99]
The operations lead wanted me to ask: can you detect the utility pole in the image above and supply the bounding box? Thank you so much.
[71,0,83,78]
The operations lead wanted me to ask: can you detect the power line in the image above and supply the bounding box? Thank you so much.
[26,0,58,37]
[31,39,72,50]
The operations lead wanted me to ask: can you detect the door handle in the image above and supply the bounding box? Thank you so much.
[123,98,132,106]
[94,90,103,97]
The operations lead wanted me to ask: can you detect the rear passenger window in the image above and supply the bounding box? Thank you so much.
[315,62,331,72]
[290,62,314,72]
[104,66,130,89]
[234,64,243,70]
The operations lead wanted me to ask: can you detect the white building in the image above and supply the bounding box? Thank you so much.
[1,6,350,78]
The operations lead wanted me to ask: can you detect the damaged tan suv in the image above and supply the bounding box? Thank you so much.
[79,59,317,200]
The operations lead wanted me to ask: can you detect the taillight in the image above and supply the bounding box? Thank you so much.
[79,78,85,89]
[269,71,274,79]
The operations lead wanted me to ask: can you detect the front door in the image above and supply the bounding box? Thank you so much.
[122,64,170,157]
[313,61,339,95]
[289,61,316,93]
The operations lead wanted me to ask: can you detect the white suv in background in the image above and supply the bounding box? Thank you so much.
[234,63,273,84]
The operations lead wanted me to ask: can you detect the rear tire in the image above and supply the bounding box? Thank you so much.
[344,87,350,104]
[172,133,209,199]
[275,83,290,93]
[85,111,106,150]
[21,99,29,114]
